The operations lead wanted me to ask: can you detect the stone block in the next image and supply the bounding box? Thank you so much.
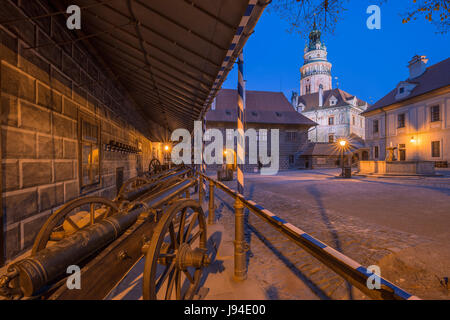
[37,30,61,68]
[52,113,75,139]
[23,212,52,248]
[62,52,80,83]
[37,82,62,112]
[1,94,18,126]
[0,1,35,46]
[39,184,64,211]
[2,162,19,192]
[5,225,21,260]
[65,180,79,201]
[54,161,73,182]
[62,97,78,120]
[19,42,50,84]
[0,28,18,65]
[38,135,63,159]
[63,140,77,159]
[1,128,36,159]
[20,101,51,133]
[1,63,35,103]
[50,67,72,97]
[22,161,52,187]
[3,189,38,224]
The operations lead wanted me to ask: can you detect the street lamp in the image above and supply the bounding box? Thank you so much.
[338,139,347,177]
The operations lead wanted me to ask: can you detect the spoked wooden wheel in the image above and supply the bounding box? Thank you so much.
[149,158,161,174]
[32,197,119,254]
[143,199,209,300]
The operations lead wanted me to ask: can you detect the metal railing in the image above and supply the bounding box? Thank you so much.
[198,173,420,300]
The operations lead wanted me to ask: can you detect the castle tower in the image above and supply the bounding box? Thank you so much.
[300,23,332,96]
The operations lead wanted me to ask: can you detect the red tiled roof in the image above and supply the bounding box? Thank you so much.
[298,88,368,112]
[205,89,316,126]
[364,57,450,114]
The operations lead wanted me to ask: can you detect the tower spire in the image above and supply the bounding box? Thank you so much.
[300,24,332,96]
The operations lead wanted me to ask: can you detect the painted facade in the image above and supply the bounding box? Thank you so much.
[363,57,450,165]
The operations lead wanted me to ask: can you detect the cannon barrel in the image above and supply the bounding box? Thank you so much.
[9,206,144,297]
[2,177,195,298]
[120,168,190,201]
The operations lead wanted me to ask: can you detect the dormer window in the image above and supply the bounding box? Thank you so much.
[251,111,258,117]
[395,81,417,100]
[329,96,337,106]
[225,110,231,115]
[275,112,282,117]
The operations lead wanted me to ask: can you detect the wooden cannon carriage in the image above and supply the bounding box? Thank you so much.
[0,165,209,300]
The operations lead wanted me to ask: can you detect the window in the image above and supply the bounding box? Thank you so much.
[373,120,379,133]
[328,134,335,143]
[352,116,356,126]
[285,132,297,142]
[432,141,440,158]
[328,116,334,125]
[399,87,404,94]
[360,118,363,128]
[79,115,101,188]
[397,113,405,128]
[289,155,295,165]
[430,105,440,122]
[399,144,406,161]
[374,146,379,159]
[275,112,282,117]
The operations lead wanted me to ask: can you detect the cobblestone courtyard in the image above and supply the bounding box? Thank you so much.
[212,169,450,300]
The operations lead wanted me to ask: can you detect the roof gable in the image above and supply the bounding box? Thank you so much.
[365,57,450,114]
[206,89,316,126]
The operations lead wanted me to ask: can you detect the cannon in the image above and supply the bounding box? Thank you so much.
[0,168,210,300]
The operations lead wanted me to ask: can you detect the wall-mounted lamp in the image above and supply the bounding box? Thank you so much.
[410,137,416,143]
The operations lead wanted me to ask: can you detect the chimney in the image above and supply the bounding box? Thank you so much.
[408,55,428,79]
[318,84,323,107]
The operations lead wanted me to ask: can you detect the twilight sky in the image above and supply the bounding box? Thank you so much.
[221,0,450,105]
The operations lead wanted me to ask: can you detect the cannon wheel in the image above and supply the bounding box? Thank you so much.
[149,158,161,174]
[118,176,151,196]
[32,197,119,254]
[143,199,208,300]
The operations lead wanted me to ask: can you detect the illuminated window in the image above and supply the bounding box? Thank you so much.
[432,141,440,158]
[374,146,379,159]
[79,114,101,189]
[328,134,335,143]
[430,105,440,122]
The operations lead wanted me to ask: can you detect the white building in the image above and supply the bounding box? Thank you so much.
[362,56,450,165]
[292,24,369,143]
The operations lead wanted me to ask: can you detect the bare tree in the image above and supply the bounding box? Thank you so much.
[270,0,449,35]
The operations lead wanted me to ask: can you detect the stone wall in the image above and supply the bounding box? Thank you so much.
[0,0,163,264]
